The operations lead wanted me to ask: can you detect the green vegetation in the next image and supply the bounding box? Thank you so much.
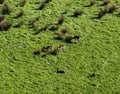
[0,0,120,93]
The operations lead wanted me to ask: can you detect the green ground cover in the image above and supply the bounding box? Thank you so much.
[0,0,120,93]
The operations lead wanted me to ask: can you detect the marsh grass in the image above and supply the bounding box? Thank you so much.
[49,24,59,31]
[0,14,4,22]
[1,4,11,15]
[98,8,108,18]
[107,5,117,13]
[0,0,120,94]
[0,20,11,31]
[19,0,26,7]
[13,21,23,28]
[44,0,52,3]
[14,9,24,18]
[73,8,83,17]
[0,0,4,4]
[38,2,46,10]
[101,0,110,6]
[90,0,96,6]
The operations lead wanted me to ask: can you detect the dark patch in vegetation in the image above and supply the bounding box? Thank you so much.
[65,35,73,43]
[1,4,11,15]
[0,20,11,31]
[9,69,14,73]
[49,24,59,31]
[20,0,26,7]
[107,5,117,13]
[72,35,80,42]
[34,25,48,34]
[38,2,45,10]
[50,45,65,55]
[41,54,47,57]
[88,73,96,78]
[15,10,24,18]
[33,50,40,55]
[0,14,5,22]
[90,0,96,6]
[91,83,96,86]
[57,68,65,74]
[41,46,53,52]
[61,10,67,14]
[41,47,47,52]
[50,51,57,55]
[73,9,83,17]
[44,0,52,3]
[41,25,48,31]
[60,27,69,34]
[55,27,69,40]
[84,0,96,7]
[65,35,80,43]
[34,46,53,55]
[34,29,42,35]
[101,0,110,6]
[13,21,23,28]
[0,0,4,4]
[98,8,107,18]
[34,2,40,4]
[29,17,39,28]
[55,33,64,40]
[57,16,64,25]
[54,27,80,43]
[93,4,117,19]
[56,45,65,52]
